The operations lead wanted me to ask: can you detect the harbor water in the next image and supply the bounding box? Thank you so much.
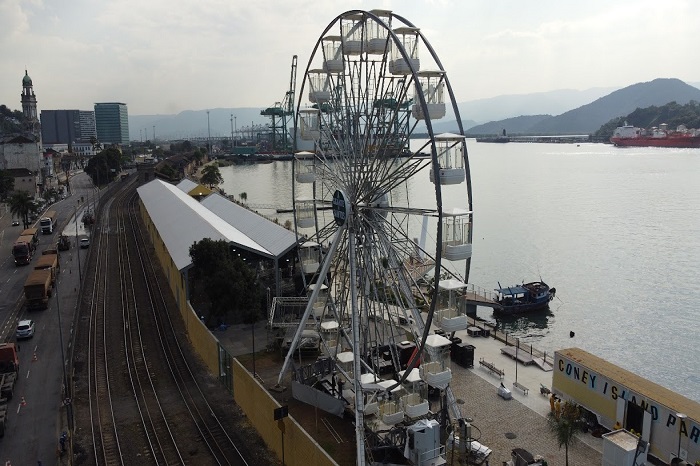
[219,141,700,402]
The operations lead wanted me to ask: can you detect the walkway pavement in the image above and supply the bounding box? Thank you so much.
[447,326,603,464]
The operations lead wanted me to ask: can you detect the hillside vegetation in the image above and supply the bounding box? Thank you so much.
[594,101,700,140]
[0,105,23,134]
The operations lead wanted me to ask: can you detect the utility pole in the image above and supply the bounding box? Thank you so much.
[153,125,156,143]
[230,114,234,152]
[234,116,237,147]
[207,110,211,155]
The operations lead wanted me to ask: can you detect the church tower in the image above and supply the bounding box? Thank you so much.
[21,69,40,138]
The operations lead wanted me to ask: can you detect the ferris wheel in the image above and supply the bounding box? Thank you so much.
[280,9,474,464]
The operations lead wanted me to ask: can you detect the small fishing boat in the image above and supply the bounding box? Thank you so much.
[494,281,556,315]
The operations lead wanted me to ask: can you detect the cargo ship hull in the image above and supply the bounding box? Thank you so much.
[610,136,700,148]
[611,124,700,148]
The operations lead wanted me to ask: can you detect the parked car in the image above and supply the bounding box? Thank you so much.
[57,235,71,251]
[80,237,90,249]
[16,319,35,340]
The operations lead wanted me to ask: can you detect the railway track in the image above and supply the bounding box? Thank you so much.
[71,179,260,465]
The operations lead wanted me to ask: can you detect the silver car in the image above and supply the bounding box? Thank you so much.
[16,319,35,340]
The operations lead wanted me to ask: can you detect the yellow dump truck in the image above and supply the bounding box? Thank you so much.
[24,268,53,311]
[34,251,59,285]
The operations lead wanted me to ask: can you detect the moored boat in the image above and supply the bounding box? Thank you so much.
[610,123,700,148]
[494,281,555,315]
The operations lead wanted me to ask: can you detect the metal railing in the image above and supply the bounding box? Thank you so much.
[465,315,555,367]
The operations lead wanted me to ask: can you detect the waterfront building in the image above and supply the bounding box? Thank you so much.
[554,348,699,464]
[94,102,129,145]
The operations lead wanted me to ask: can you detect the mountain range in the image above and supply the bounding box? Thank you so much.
[466,78,700,135]
[129,79,700,141]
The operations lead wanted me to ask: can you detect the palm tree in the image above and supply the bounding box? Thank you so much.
[547,400,584,466]
[9,192,36,228]
[90,136,102,154]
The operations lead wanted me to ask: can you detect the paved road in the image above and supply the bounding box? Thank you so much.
[0,172,95,464]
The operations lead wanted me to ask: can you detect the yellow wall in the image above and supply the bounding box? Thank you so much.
[232,360,337,466]
[553,365,616,423]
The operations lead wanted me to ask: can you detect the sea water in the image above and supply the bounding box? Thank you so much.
[219,142,700,401]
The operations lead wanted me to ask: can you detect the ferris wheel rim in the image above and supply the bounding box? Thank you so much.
[286,10,473,461]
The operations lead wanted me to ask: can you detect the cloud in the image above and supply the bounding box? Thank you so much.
[1,0,698,115]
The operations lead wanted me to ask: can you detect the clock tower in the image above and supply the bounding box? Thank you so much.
[21,69,41,138]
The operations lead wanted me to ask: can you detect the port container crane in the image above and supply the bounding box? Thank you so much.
[260,55,297,152]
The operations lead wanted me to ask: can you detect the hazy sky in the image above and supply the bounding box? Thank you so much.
[2,0,698,116]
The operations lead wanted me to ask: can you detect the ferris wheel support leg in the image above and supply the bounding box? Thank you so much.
[348,233,366,465]
[276,226,345,387]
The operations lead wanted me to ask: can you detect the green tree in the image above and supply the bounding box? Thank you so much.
[157,164,178,180]
[0,105,24,133]
[547,400,584,466]
[9,191,36,228]
[200,164,223,189]
[193,148,204,163]
[189,239,263,324]
[86,147,122,186]
[42,187,59,204]
[239,192,247,203]
[0,170,14,200]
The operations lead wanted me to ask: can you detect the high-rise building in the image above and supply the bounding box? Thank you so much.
[41,110,80,144]
[41,110,97,147]
[79,111,97,141]
[94,102,129,145]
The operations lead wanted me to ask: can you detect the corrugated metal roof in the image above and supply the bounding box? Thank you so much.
[175,179,198,193]
[137,179,271,271]
[201,193,298,258]
[175,178,213,197]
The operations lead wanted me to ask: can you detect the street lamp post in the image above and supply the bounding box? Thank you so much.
[677,412,687,459]
[234,116,237,147]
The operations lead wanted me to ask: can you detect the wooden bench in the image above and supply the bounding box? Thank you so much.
[513,381,529,395]
[478,358,504,379]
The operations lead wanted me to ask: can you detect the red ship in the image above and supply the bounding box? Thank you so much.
[610,123,700,148]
